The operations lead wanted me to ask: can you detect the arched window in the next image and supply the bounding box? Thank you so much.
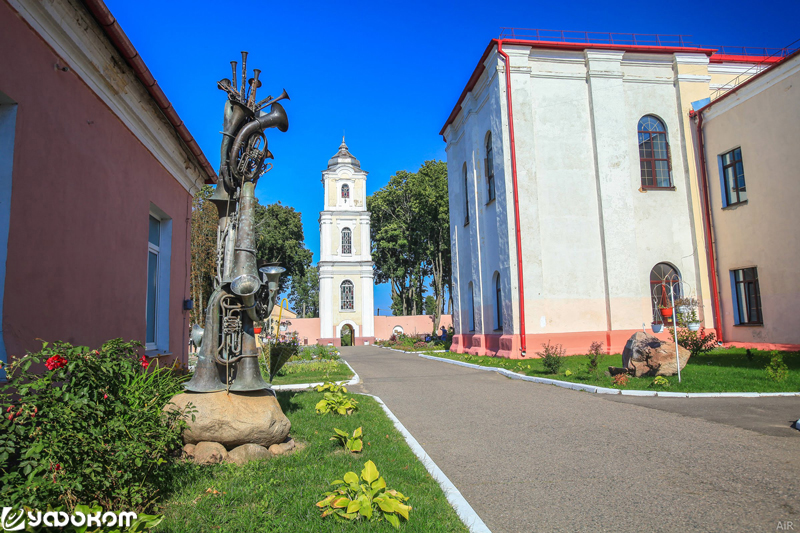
[494,273,503,330]
[650,263,681,322]
[341,184,350,199]
[638,115,672,188]
[340,280,354,310]
[341,227,352,255]
[463,163,470,225]
[468,281,475,331]
[485,133,495,202]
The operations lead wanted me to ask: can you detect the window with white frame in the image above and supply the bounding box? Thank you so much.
[146,208,172,353]
[341,227,352,255]
[340,280,354,310]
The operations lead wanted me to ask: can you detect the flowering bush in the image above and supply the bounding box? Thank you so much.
[0,339,192,512]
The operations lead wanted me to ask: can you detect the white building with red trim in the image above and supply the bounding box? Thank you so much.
[440,31,783,357]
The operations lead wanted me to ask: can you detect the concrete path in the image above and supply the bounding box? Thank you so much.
[341,346,800,533]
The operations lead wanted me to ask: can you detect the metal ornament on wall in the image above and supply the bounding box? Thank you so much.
[184,52,291,393]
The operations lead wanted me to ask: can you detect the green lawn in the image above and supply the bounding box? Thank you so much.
[156,391,468,533]
[422,348,800,393]
[270,361,354,386]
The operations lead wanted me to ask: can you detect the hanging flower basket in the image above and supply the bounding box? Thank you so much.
[659,307,673,318]
[253,327,263,334]
[677,305,690,315]
[651,322,664,334]
[687,321,701,332]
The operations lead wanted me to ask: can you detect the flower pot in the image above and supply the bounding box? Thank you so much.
[688,322,701,332]
[677,305,690,315]
[659,307,673,318]
[253,327,262,334]
[651,322,664,334]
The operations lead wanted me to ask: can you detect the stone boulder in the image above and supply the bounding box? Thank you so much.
[227,443,272,465]
[194,441,228,465]
[620,331,690,377]
[166,390,291,448]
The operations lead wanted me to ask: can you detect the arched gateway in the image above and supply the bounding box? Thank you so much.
[317,139,375,346]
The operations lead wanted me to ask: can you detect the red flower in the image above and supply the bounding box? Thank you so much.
[140,355,149,369]
[7,414,13,421]
[5,406,11,413]
[45,355,68,371]
[103,394,108,399]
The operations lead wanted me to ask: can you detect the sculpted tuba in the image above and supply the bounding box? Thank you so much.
[183,52,290,393]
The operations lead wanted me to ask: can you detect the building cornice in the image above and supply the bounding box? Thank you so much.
[7,0,209,194]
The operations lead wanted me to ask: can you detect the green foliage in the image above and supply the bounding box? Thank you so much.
[650,376,671,388]
[315,392,359,416]
[277,360,342,377]
[341,327,353,347]
[289,265,319,318]
[316,460,411,529]
[330,427,363,453]
[537,341,566,374]
[314,382,348,394]
[190,185,218,327]
[0,339,191,512]
[253,201,313,295]
[765,351,789,382]
[587,341,603,376]
[676,327,717,357]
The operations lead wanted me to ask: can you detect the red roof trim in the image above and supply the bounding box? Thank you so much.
[709,54,784,64]
[440,38,718,137]
[83,0,217,184]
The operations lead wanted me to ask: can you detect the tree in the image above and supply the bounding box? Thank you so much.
[369,160,450,329]
[253,201,313,296]
[289,265,319,317]
[190,185,218,326]
[424,295,436,315]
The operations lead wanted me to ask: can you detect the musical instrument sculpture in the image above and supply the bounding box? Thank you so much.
[185,52,291,393]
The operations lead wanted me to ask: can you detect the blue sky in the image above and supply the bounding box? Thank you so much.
[104,0,799,315]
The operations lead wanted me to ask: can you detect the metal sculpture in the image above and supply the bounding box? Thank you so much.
[185,52,290,393]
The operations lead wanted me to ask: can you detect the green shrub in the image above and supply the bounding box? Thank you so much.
[537,341,566,374]
[676,327,717,357]
[765,351,788,382]
[315,392,359,415]
[0,339,191,512]
[650,376,670,388]
[587,341,603,375]
[330,427,363,453]
[316,460,411,528]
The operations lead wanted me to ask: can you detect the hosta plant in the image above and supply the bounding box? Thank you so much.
[650,376,670,388]
[331,427,363,453]
[316,460,411,529]
[314,382,348,394]
[315,392,359,415]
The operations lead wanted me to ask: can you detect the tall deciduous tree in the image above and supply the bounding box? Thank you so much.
[253,201,313,297]
[190,185,218,326]
[289,265,319,317]
[369,160,450,331]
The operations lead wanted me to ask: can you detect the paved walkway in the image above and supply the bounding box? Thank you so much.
[341,346,800,533]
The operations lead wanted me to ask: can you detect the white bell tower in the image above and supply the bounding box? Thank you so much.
[318,139,375,346]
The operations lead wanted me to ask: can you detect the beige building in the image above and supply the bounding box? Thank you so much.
[691,49,800,350]
[440,31,781,357]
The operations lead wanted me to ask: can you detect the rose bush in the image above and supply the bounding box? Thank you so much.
[0,339,193,512]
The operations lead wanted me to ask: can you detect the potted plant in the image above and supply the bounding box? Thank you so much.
[651,322,664,334]
[685,308,701,331]
[659,305,673,318]
[675,297,698,315]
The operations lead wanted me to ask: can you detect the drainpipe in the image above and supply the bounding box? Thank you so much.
[496,40,527,356]
[689,109,724,342]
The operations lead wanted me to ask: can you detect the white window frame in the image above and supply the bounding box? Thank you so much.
[341,227,352,256]
[146,205,172,355]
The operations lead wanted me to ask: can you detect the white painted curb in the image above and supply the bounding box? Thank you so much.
[389,348,800,399]
[356,392,492,533]
[271,359,360,391]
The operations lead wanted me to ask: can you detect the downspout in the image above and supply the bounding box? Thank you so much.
[496,40,527,356]
[690,109,724,342]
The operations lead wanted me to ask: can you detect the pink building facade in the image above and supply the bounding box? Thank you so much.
[0,0,214,373]
[288,315,453,346]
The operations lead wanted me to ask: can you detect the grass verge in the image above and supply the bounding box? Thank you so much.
[157,390,468,533]
[420,348,800,393]
[268,360,354,386]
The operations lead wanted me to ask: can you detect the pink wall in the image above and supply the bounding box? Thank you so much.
[0,1,192,365]
[283,315,454,345]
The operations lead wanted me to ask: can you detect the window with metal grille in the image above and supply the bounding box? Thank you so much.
[341,228,352,255]
[721,148,747,206]
[732,267,762,324]
[650,262,681,324]
[340,280,354,310]
[341,184,350,199]
[486,133,495,202]
[638,115,672,188]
